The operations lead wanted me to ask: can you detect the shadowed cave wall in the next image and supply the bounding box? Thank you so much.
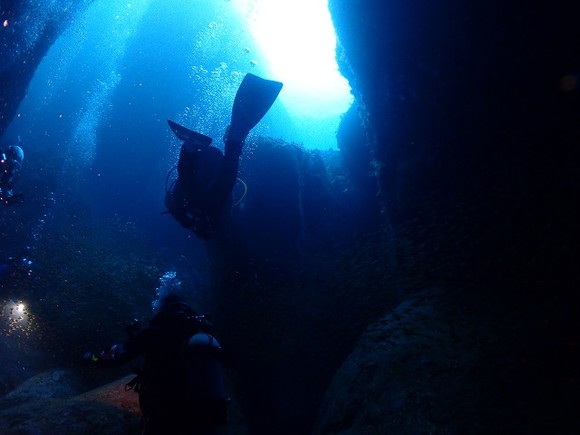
[313,0,580,433]
[202,0,579,433]
[0,1,95,135]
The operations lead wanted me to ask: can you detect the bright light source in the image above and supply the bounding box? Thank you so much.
[2,299,33,335]
[233,0,352,119]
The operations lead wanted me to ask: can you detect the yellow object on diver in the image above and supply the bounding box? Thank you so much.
[232,178,248,207]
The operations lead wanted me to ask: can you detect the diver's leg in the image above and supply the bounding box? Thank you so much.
[210,139,242,203]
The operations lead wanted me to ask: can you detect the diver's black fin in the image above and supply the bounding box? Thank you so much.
[228,73,283,143]
[167,120,212,148]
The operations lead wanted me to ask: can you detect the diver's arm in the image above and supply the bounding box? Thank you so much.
[165,181,197,230]
[169,202,198,230]
[7,160,21,187]
[82,343,133,367]
[82,329,150,367]
[1,160,23,205]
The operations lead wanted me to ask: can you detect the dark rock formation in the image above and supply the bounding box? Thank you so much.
[210,138,394,435]
[316,288,580,434]
[0,1,95,135]
[329,0,579,289]
[0,369,249,434]
[318,0,579,432]
[0,369,85,409]
[0,371,141,434]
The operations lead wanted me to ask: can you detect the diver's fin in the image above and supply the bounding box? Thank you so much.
[228,73,283,143]
[167,120,212,148]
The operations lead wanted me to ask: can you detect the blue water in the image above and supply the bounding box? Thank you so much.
[0,1,354,421]
[4,0,351,238]
[8,0,350,150]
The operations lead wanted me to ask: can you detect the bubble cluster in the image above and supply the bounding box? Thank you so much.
[1,299,34,336]
[151,271,182,313]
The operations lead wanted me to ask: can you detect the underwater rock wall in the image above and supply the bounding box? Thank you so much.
[0,1,96,134]
[315,287,580,434]
[329,0,579,291]
[323,0,579,432]
[208,138,396,434]
[0,370,141,434]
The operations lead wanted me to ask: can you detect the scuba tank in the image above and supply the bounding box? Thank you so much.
[184,331,226,401]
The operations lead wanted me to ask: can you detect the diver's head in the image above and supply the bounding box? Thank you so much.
[6,145,24,164]
[155,293,195,317]
[7,145,24,163]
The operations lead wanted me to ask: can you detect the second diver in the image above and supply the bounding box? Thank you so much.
[164,73,282,239]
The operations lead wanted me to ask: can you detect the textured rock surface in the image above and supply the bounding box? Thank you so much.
[0,370,250,434]
[0,1,95,134]
[0,369,85,408]
[321,1,579,433]
[315,289,580,434]
[0,371,140,434]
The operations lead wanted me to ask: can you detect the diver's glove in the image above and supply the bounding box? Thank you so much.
[81,344,124,366]
[81,352,101,366]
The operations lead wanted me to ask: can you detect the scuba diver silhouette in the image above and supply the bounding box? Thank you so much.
[164,73,282,239]
[83,294,227,435]
[0,140,24,206]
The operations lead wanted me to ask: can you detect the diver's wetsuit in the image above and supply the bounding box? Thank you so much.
[0,147,22,205]
[88,305,227,435]
[167,139,243,239]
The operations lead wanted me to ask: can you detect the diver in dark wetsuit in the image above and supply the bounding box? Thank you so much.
[164,73,283,239]
[0,143,24,206]
[165,126,246,239]
[83,294,227,435]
